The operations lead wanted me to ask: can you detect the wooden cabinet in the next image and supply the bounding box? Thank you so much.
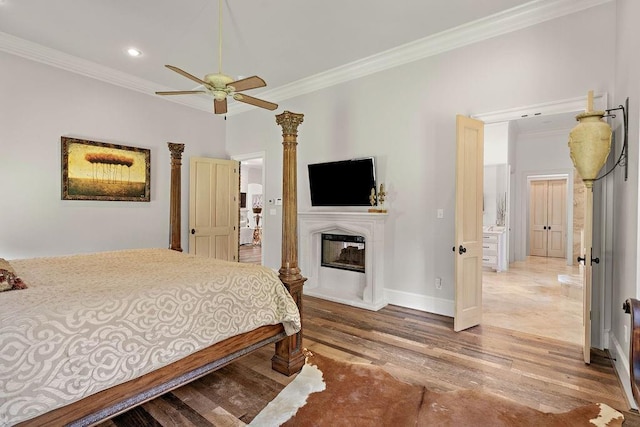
[482,226,507,272]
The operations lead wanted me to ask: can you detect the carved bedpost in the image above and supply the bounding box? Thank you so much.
[272,111,306,376]
[168,143,185,252]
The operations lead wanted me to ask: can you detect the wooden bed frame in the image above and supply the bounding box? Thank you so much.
[624,298,640,407]
[19,111,306,427]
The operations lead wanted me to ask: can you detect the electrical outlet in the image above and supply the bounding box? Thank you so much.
[437,209,444,219]
[435,277,442,289]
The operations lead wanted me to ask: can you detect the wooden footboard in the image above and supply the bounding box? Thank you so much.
[18,325,286,426]
[624,298,640,406]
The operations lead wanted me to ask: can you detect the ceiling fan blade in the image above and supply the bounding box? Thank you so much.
[214,98,228,115]
[233,93,278,111]
[155,90,207,95]
[165,65,208,86]
[227,76,266,92]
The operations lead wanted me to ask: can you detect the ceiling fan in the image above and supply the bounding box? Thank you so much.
[155,0,277,115]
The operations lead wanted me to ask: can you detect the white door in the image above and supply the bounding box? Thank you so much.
[582,188,593,364]
[189,157,240,261]
[454,115,484,332]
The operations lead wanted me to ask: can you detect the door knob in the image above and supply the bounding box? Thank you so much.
[592,257,600,265]
[577,255,585,264]
[458,245,467,255]
[191,229,196,235]
[543,226,547,230]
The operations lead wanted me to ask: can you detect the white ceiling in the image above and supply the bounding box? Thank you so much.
[0,0,608,116]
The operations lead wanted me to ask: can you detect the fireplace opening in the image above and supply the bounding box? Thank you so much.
[321,233,365,273]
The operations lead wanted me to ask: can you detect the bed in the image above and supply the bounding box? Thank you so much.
[1,111,306,426]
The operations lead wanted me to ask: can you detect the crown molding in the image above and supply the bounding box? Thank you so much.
[228,0,613,115]
[0,0,613,116]
[0,32,213,113]
[473,93,608,123]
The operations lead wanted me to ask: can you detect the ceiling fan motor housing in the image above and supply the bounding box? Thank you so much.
[204,73,234,101]
[205,73,233,89]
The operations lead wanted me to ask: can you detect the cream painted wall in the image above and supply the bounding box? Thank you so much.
[484,122,509,165]
[484,122,509,228]
[608,0,640,403]
[0,52,226,259]
[226,4,616,313]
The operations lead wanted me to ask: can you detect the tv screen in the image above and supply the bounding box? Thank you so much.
[308,158,376,206]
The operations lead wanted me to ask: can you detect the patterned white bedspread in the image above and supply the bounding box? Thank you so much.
[0,249,301,426]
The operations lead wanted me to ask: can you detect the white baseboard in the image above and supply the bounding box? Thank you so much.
[609,333,637,410]
[384,289,454,317]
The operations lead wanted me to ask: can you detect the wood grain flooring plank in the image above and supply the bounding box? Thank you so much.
[110,406,162,427]
[95,295,640,426]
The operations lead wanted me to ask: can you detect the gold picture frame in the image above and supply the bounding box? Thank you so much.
[61,137,151,202]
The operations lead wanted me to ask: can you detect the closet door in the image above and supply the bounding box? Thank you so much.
[528,179,566,258]
[529,181,548,257]
[546,179,566,258]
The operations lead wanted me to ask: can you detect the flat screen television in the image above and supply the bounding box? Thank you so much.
[308,157,376,206]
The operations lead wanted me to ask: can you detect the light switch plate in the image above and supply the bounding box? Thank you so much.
[437,209,444,219]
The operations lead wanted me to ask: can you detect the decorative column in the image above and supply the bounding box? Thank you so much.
[168,143,185,252]
[272,111,306,375]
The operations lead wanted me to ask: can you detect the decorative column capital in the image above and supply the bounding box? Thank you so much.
[276,111,304,137]
[168,142,185,159]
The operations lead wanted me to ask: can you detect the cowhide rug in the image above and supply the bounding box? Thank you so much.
[250,351,624,427]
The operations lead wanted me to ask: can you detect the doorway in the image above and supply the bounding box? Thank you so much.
[480,112,584,345]
[233,152,265,265]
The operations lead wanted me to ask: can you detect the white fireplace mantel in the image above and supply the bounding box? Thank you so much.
[298,211,387,311]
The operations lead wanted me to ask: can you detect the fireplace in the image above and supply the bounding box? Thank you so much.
[321,233,365,273]
[298,211,388,311]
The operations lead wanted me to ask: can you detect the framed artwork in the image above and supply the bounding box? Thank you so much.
[61,137,151,202]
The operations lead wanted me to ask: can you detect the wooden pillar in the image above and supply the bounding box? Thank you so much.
[272,111,306,376]
[168,143,185,252]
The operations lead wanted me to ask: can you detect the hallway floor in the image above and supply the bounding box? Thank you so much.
[483,256,583,345]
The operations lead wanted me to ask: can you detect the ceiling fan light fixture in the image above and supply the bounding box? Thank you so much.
[213,91,228,101]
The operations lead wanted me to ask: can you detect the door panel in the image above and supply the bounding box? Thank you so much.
[583,189,593,364]
[547,179,566,258]
[454,115,484,332]
[529,181,548,257]
[189,157,239,261]
[529,179,566,258]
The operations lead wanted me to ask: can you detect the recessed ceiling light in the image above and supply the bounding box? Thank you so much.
[127,48,142,57]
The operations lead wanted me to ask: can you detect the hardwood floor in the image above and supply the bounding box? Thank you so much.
[239,244,262,265]
[483,256,583,345]
[101,296,640,426]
